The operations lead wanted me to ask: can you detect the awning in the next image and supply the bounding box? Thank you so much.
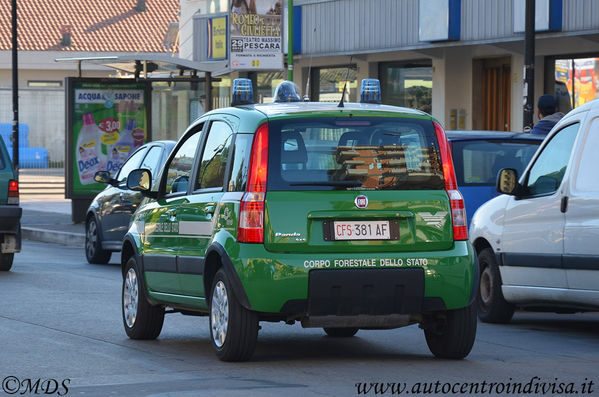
[55,54,229,77]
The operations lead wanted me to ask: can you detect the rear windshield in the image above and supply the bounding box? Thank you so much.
[451,139,540,186]
[267,117,444,191]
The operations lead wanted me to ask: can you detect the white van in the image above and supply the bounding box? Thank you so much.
[469,99,599,323]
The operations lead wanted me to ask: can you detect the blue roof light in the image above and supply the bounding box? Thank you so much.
[360,79,382,104]
[273,81,302,103]
[231,78,254,106]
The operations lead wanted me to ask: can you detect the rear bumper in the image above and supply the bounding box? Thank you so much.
[234,240,476,314]
[0,205,22,234]
[0,205,22,253]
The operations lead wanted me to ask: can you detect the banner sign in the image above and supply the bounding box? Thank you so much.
[229,0,283,70]
[208,16,228,60]
[67,79,149,197]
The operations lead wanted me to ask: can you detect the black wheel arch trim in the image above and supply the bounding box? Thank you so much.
[121,234,142,272]
[205,242,252,310]
[121,234,163,307]
[469,253,480,307]
[86,208,105,243]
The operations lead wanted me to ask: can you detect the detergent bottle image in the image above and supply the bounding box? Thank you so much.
[107,119,135,176]
[76,113,104,185]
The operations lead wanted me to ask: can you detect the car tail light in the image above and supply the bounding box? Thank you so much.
[433,122,468,240]
[8,179,19,205]
[238,123,268,243]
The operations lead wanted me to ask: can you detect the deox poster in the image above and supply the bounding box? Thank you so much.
[70,81,148,196]
[229,0,283,70]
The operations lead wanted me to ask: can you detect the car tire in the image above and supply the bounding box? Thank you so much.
[323,327,359,337]
[85,216,111,264]
[122,257,165,340]
[424,304,477,359]
[0,252,14,271]
[477,248,514,323]
[210,268,258,362]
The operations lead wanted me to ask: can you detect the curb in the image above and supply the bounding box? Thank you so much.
[22,227,85,247]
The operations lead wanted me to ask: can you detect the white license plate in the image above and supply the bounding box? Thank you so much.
[333,221,391,240]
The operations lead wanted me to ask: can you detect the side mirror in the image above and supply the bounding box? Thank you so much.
[127,169,156,198]
[94,171,118,187]
[496,168,519,195]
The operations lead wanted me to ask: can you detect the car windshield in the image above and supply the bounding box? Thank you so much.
[451,139,541,186]
[267,117,444,191]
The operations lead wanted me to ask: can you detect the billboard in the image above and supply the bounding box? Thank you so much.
[66,78,150,198]
[229,0,283,70]
[208,16,228,60]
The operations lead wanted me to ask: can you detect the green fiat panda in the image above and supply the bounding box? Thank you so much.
[122,79,478,361]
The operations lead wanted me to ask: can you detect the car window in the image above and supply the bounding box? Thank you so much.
[139,146,163,179]
[267,117,444,191]
[0,138,6,170]
[115,148,147,184]
[195,121,234,190]
[525,123,580,197]
[164,131,201,195]
[452,140,541,186]
[227,134,252,192]
[574,118,599,192]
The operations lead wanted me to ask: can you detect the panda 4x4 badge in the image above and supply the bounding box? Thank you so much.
[418,212,448,228]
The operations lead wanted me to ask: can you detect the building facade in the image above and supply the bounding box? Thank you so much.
[0,0,179,165]
[181,0,599,132]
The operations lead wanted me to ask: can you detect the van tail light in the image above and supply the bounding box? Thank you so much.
[433,122,468,240]
[238,123,268,243]
[8,179,19,205]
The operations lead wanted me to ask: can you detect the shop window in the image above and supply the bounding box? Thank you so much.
[310,66,358,103]
[379,62,432,114]
[255,71,286,103]
[552,57,599,111]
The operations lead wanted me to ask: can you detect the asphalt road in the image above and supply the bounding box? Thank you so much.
[1,241,598,396]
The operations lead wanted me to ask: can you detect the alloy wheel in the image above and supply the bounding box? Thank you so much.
[211,280,229,348]
[86,219,98,258]
[123,268,139,328]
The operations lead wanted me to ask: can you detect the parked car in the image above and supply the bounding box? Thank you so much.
[120,79,478,362]
[470,99,599,323]
[85,140,175,264]
[446,131,543,225]
[0,136,21,271]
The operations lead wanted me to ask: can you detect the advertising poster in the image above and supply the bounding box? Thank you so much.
[70,81,148,196]
[229,0,283,70]
[208,16,228,60]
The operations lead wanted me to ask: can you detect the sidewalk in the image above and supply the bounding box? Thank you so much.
[20,198,85,247]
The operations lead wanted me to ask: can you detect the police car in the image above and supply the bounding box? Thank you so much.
[122,79,478,361]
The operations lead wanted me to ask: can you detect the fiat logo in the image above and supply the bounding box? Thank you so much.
[355,195,368,209]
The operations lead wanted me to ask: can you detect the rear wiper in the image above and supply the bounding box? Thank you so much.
[289,180,363,187]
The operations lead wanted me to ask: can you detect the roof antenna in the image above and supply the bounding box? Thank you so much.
[303,27,316,101]
[338,56,353,108]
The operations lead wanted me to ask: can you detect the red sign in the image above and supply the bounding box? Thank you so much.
[98,117,121,133]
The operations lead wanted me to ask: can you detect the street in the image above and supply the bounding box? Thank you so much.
[0,240,597,396]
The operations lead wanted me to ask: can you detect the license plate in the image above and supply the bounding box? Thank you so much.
[333,221,391,240]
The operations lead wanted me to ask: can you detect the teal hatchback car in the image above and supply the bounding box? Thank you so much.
[0,136,21,271]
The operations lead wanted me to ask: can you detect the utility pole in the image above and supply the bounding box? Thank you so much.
[11,0,19,171]
[287,0,293,81]
[523,0,535,131]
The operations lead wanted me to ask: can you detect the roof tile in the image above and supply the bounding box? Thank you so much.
[0,0,179,53]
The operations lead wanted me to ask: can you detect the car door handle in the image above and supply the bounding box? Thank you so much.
[560,196,568,213]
